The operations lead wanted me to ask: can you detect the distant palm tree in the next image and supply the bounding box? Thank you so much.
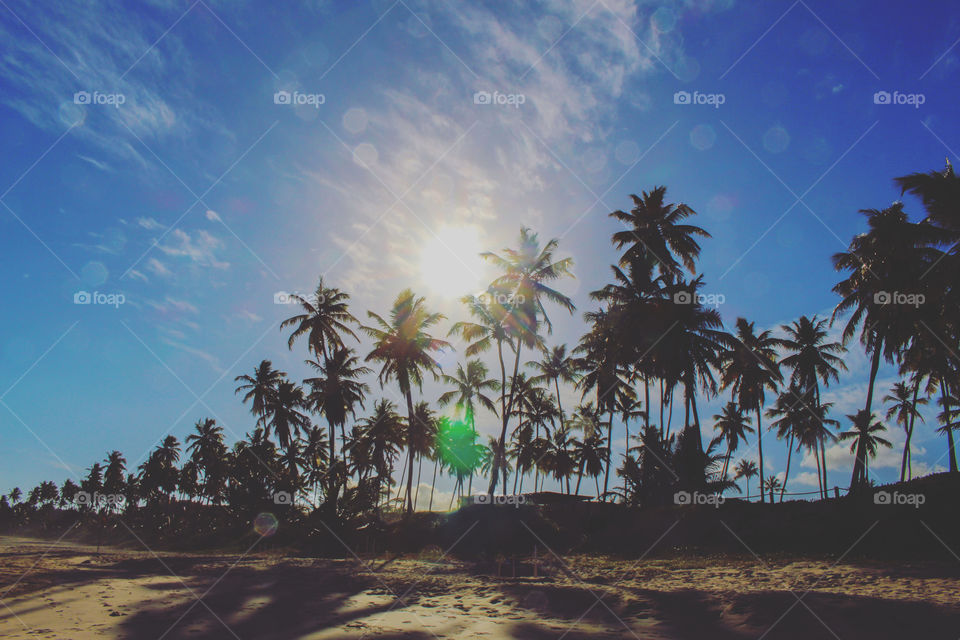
[281,278,358,360]
[103,451,126,499]
[762,475,782,503]
[775,315,846,496]
[235,360,286,431]
[734,459,758,500]
[439,360,500,424]
[839,411,893,485]
[363,289,450,514]
[712,402,753,482]
[609,185,710,278]
[884,381,927,482]
[305,346,370,478]
[527,344,580,432]
[185,418,227,504]
[262,380,311,452]
[481,227,575,494]
[721,317,782,502]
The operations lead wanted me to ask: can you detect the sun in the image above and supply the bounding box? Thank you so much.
[418,226,486,299]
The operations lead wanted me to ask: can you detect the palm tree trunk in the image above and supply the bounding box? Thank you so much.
[403,390,417,514]
[428,457,439,511]
[414,456,423,510]
[941,382,959,473]
[644,376,650,429]
[852,345,883,488]
[659,379,665,438]
[722,449,731,483]
[602,410,614,501]
[756,406,765,504]
[902,380,920,482]
[814,447,823,499]
[780,434,793,502]
[575,459,584,495]
[489,340,522,494]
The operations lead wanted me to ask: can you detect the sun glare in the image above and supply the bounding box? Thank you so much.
[418,226,486,299]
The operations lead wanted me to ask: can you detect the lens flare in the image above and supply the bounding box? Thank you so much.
[253,512,279,537]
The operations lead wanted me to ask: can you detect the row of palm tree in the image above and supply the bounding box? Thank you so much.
[6,165,960,525]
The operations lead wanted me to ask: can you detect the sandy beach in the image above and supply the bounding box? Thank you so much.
[1,535,958,639]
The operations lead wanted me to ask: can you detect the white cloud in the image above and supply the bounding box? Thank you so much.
[136,217,164,231]
[128,269,148,282]
[146,257,172,277]
[205,209,221,222]
[158,229,229,269]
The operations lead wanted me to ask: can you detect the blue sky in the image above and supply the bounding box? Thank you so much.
[1,0,958,504]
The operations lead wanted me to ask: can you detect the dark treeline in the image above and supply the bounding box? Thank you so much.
[3,162,959,546]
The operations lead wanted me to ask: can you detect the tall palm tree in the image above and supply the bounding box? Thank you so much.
[762,475,782,504]
[281,278,358,360]
[832,203,935,486]
[775,315,846,494]
[609,185,710,278]
[884,381,927,482]
[712,402,753,482]
[733,459,758,500]
[480,228,575,494]
[305,346,370,475]
[262,380,311,452]
[840,411,892,485]
[527,344,580,432]
[185,418,227,504]
[721,317,781,503]
[363,289,450,514]
[235,360,286,429]
[438,360,500,424]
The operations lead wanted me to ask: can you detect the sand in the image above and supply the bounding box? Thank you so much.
[1,535,958,639]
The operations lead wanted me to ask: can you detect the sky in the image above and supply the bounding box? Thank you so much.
[1,0,958,505]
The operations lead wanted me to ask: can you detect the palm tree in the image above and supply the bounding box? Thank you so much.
[721,317,781,502]
[610,185,710,278]
[762,475,782,503]
[481,227,575,494]
[832,203,935,487]
[733,459,758,500]
[438,360,500,424]
[262,380,311,452]
[235,360,286,430]
[103,451,126,509]
[363,289,450,514]
[570,420,607,497]
[185,418,227,504]
[712,402,753,482]
[281,278,358,360]
[527,344,580,432]
[884,381,927,482]
[775,315,847,495]
[409,401,438,509]
[839,411,893,485]
[305,346,370,478]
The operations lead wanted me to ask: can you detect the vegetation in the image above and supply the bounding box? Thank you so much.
[5,164,960,544]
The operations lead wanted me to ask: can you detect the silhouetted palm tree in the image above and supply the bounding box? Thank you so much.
[235,360,286,433]
[363,289,450,514]
[734,459,758,500]
[281,278,358,360]
[884,381,927,482]
[712,402,753,482]
[481,227,575,494]
[721,317,781,502]
[840,411,892,485]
